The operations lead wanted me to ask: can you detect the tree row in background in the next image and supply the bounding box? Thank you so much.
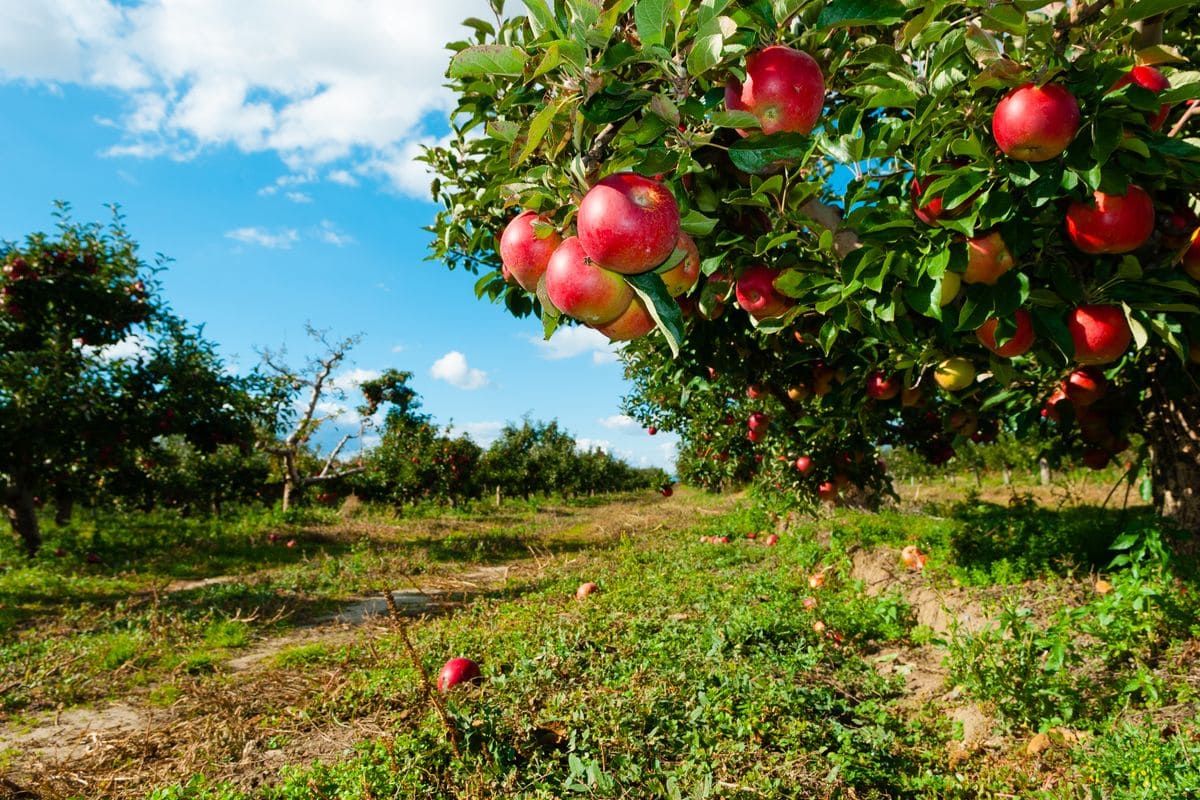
[1,211,665,556]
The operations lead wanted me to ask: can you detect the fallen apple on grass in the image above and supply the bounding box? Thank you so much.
[437,657,482,692]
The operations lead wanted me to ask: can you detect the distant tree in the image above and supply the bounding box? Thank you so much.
[260,326,389,510]
[1,208,268,555]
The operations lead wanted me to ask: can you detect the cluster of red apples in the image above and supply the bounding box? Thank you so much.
[499,173,695,341]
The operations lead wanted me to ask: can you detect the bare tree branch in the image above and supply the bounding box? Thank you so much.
[1169,103,1200,138]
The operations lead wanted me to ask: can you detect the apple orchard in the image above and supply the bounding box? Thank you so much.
[427,0,1200,529]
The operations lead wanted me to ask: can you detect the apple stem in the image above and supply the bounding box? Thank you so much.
[384,589,464,758]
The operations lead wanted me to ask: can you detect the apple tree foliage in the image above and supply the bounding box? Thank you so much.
[1,209,275,555]
[426,1,1200,529]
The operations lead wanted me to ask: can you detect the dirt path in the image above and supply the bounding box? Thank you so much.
[0,492,732,799]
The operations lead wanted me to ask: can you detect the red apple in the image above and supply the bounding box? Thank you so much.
[545,237,633,326]
[1067,305,1132,365]
[1065,186,1155,254]
[817,482,837,503]
[499,211,562,292]
[595,296,656,341]
[795,455,813,474]
[1064,367,1107,407]
[747,384,764,400]
[1043,386,1070,422]
[747,429,764,444]
[437,657,482,692]
[865,371,901,401]
[736,264,794,320]
[659,233,701,297]
[963,231,1016,285]
[577,173,680,274]
[576,582,599,600]
[647,426,657,436]
[764,533,779,546]
[661,485,674,497]
[1110,65,1171,130]
[286,539,296,549]
[910,169,978,226]
[729,45,825,136]
[748,412,769,431]
[992,83,1080,162]
[976,309,1035,357]
[901,545,927,571]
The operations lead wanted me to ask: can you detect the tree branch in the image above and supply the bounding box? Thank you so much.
[1169,103,1200,138]
[1054,0,1116,35]
[799,198,861,260]
[582,123,620,175]
[303,466,367,486]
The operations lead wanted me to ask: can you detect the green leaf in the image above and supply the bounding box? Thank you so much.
[448,45,527,79]
[680,210,718,236]
[634,0,671,48]
[627,272,685,357]
[581,86,652,124]
[981,4,1025,34]
[521,0,561,36]
[514,100,563,165]
[687,16,736,76]
[1123,0,1194,23]
[709,110,760,129]
[818,0,905,28]
[728,133,811,174]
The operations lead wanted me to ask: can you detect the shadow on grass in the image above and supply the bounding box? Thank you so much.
[947,495,1165,581]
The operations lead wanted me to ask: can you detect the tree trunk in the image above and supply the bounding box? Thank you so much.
[1038,458,1051,485]
[1144,357,1200,534]
[1002,465,1011,486]
[5,482,41,557]
[54,488,74,527]
[281,451,297,511]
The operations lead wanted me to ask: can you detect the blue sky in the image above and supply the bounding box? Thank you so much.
[0,1,677,470]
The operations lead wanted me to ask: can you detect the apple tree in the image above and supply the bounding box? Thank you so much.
[1,209,273,554]
[427,1,1200,530]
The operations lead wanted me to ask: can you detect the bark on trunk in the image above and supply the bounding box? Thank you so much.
[1038,458,1051,486]
[5,483,41,557]
[54,489,74,527]
[1144,357,1200,534]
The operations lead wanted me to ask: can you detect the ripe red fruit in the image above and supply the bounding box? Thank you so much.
[659,233,701,297]
[901,545,927,571]
[1067,305,1132,365]
[817,482,837,503]
[964,231,1016,285]
[976,309,1035,358]
[286,539,296,548]
[911,175,947,227]
[746,384,763,400]
[1111,65,1171,130]
[795,455,813,474]
[1065,186,1155,254]
[595,296,655,342]
[661,485,674,497]
[577,173,680,274]
[437,657,482,692]
[576,582,598,600]
[1043,386,1070,422]
[748,412,769,431]
[499,211,561,292]
[992,83,1080,162]
[1064,367,1107,407]
[545,237,633,326]
[746,531,758,540]
[764,533,779,546]
[865,371,901,401]
[1082,449,1110,471]
[747,429,763,444]
[647,426,657,436]
[728,45,825,135]
[735,264,794,320]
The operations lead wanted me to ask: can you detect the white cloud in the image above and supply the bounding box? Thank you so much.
[598,414,639,432]
[527,326,620,365]
[430,350,489,390]
[313,367,381,426]
[390,343,406,353]
[285,191,313,204]
[315,219,355,247]
[576,438,611,454]
[0,1,494,197]
[225,226,299,249]
[461,421,503,446]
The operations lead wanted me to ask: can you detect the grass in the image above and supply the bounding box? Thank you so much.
[4,485,1200,798]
